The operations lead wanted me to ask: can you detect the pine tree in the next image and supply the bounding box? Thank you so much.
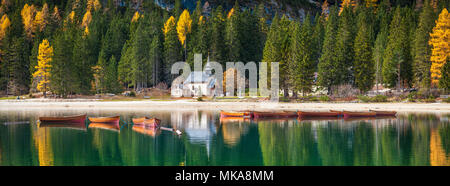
[104,55,120,93]
[209,6,226,64]
[413,0,436,89]
[163,16,182,84]
[293,14,315,96]
[33,39,53,97]
[354,10,375,93]
[225,1,241,62]
[382,7,413,89]
[51,30,76,97]
[373,0,391,91]
[429,8,449,88]
[440,57,450,91]
[336,5,356,85]
[318,6,339,94]
[312,12,325,69]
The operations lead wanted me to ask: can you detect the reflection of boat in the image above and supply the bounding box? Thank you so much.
[343,111,376,118]
[88,123,120,132]
[88,116,120,123]
[298,111,342,118]
[252,111,297,119]
[39,122,87,131]
[370,110,397,117]
[39,114,86,123]
[220,117,250,124]
[132,125,159,136]
[220,111,252,118]
[298,117,341,122]
[143,118,161,127]
[132,117,149,124]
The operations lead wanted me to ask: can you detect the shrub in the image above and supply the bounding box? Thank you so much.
[443,97,450,103]
[319,95,330,102]
[196,97,203,101]
[129,91,136,97]
[357,95,371,102]
[371,95,388,102]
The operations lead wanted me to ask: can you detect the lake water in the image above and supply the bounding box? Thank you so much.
[0,110,449,166]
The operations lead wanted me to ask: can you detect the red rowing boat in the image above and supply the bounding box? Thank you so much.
[297,111,342,118]
[142,118,161,128]
[88,116,120,123]
[369,110,397,117]
[343,111,376,118]
[38,114,86,123]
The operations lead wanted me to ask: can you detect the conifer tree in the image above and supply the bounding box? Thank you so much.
[413,0,436,89]
[382,7,413,89]
[292,14,315,96]
[336,5,356,85]
[163,16,182,84]
[429,8,449,88]
[225,1,241,62]
[318,6,339,94]
[354,10,375,93]
[33,39,53,97]
[209,6,226,64]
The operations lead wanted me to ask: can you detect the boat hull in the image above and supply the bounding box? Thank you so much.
[252,112,297,119]
[141,118,161,128]
[297,111,342,118]
[220,111,252,118]
[343,111,376,118]
[132,117,150,124]
[39,114,86,123]
[371,110,397,117]
[88,116,120,123]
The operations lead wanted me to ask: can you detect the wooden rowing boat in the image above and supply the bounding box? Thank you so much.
[369,110,397,117]
[220,111,252,118]
[343,111,376,118]
[252,112,277,119]
[277,111,298,118]
[142,118,161,128]
[297,111,342,118]
[89,123,120,132]
[252,111,297,119]
[39,114,86,123]
[88,116,120,123]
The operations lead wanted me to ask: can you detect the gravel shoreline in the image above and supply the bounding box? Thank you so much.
[0,99,449,113]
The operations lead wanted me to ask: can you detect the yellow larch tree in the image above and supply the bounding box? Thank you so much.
[87,0,101,11]
[176,10,192,47]
[33,3,49,32]
[429,8,449,87]
[321,0,329,19]
[227,8,235,19]
[131,11,141,23]
[82,10,92,35]
[33,39,53,97]
[339,0,357,15]
[163,16,176,36]
[365,0,378,8]
[21,4,36,39]
[0,14,10,40]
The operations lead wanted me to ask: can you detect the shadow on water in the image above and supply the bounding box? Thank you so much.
[0,110,448,166]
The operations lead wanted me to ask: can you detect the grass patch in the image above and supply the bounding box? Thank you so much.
[0,96,18,100]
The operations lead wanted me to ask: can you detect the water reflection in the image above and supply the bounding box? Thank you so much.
[0,110,448,166]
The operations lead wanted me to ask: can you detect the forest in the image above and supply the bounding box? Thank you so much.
[0,0,449,98]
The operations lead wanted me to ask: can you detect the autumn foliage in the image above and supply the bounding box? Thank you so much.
[429,8,449,87]
[33,39,53,96]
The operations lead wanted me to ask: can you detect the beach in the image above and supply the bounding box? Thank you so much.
[0,99,449,113]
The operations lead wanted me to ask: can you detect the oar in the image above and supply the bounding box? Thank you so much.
[160,126,182,135]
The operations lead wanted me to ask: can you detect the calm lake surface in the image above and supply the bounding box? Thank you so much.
[0,109,449,166]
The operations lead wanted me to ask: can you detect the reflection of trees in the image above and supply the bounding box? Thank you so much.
[438,123,449,155]
[430,128,450,166]
[409,115,431,166]
[210,122,263,166]
[259,120,320,166]
[0,124,36,165]
[353,123,374,166]
[317,123,353,166]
